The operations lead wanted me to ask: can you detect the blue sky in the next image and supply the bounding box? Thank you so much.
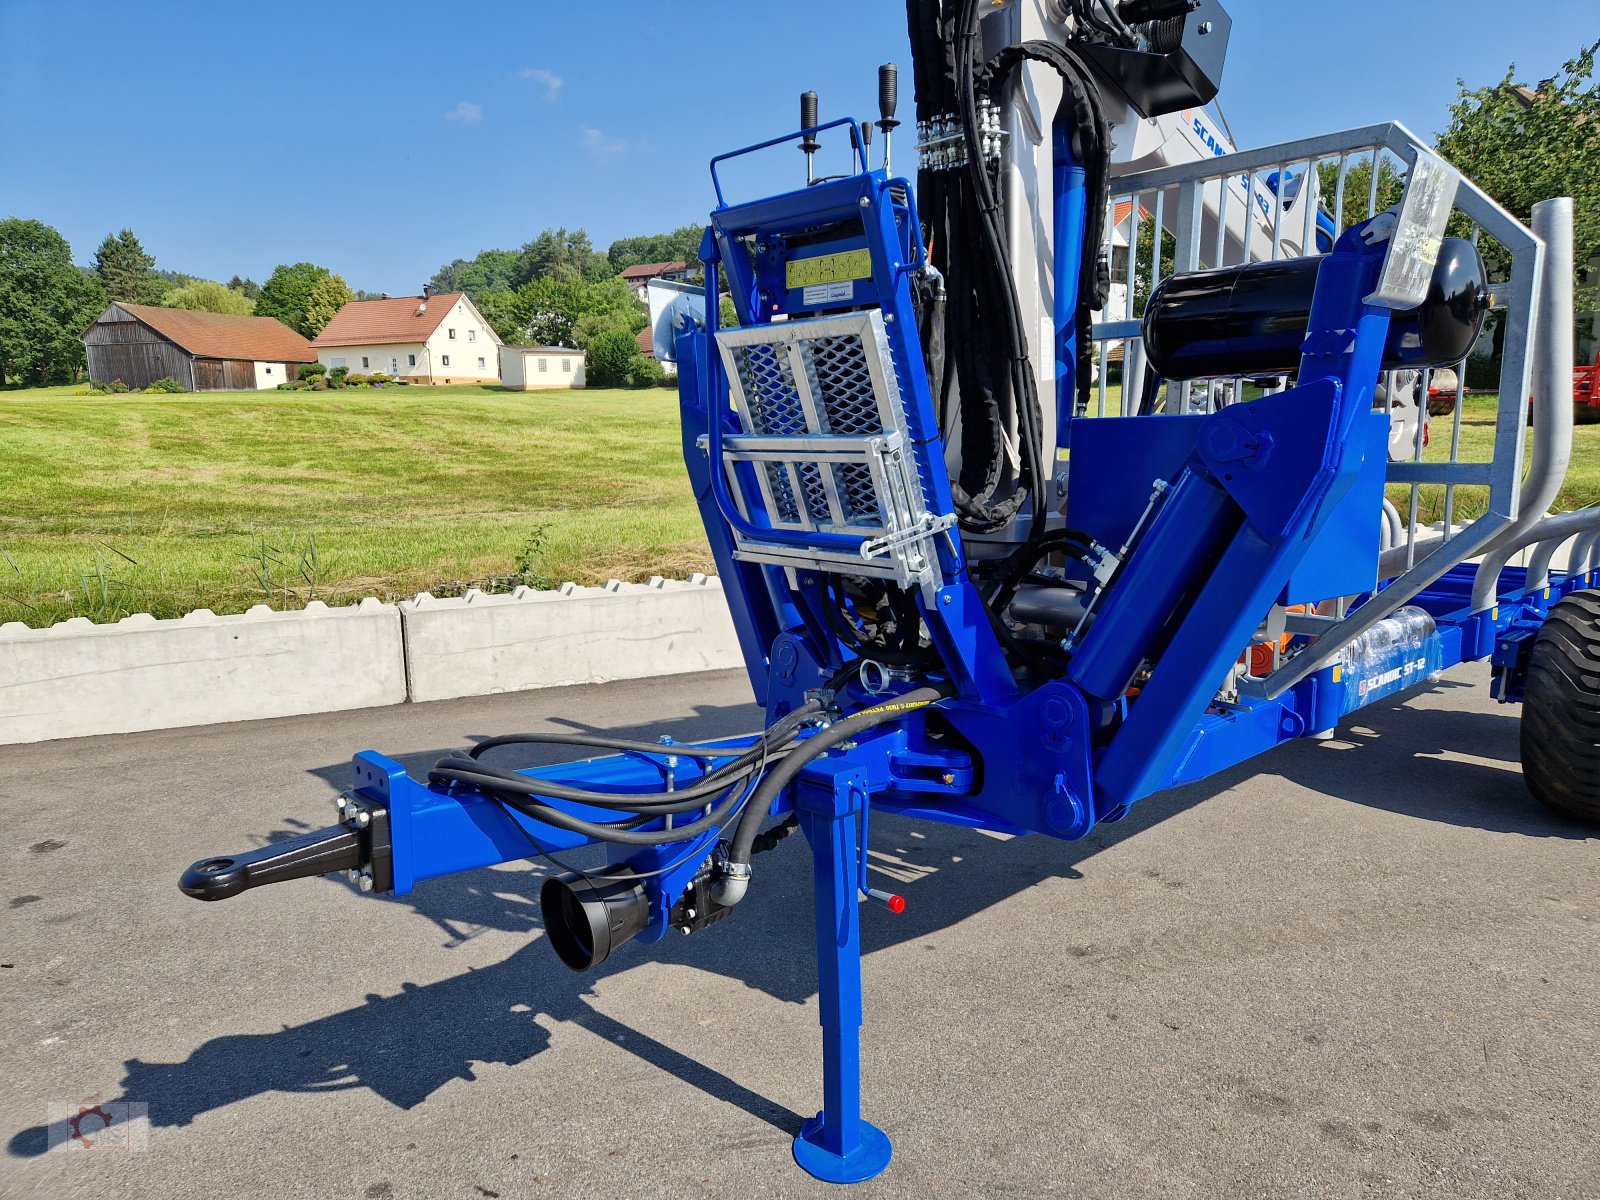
[1,1,1593,294]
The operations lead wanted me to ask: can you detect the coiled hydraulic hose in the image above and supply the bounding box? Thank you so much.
[714,686,951,906]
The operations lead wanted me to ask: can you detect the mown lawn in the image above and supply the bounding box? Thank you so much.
[2,384,1595,628]
[0,383,712,627]
[1384,393,1600,524]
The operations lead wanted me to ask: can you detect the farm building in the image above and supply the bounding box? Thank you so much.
[82,304,315,391]
[500,346,586,390]
[312,292,502,385]
[618,260,693,296]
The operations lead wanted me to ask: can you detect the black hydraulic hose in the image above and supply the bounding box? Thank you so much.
[433,700,823,807]
[990,527,1097,613]
[433,753,756,810]
[477,772,757,847]
[717,686,951,904]
[469,733,757,761]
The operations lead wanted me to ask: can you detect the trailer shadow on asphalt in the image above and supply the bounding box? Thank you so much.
[8,679,1588,1159]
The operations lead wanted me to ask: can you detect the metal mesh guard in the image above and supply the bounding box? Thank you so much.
[714,310,947,594]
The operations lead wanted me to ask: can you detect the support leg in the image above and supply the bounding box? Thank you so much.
[791,772,892,1184]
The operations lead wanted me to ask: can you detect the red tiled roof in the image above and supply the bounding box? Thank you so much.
[105,304,315,362]
[637,327,656,356]
[311,293,467,347]
[619,261,690,280]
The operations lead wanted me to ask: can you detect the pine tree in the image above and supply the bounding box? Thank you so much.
[93,228,160,304]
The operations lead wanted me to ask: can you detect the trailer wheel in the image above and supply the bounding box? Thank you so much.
[1521,589,1600,824]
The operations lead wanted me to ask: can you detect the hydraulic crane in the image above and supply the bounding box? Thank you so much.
[182,1,1597,1183]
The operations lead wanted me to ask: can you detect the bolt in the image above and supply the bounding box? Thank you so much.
[335,794,348,810]
[680,925,692,935]
[684,908,697,920]
[358,872,374,893]
[859,197,871,207]
[355,810,371,828]
[941,772,956,786]
[884,313,895,323]
[941,595,952,606]
[1199,20,1212,33]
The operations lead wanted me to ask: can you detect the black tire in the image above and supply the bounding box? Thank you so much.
[1521,589,1600,824]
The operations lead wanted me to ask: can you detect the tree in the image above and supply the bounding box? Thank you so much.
[228,275,261,300]
[429,248,519,300]
[511,227,610,288]
[1314,158,1406,236]
[0,218,105,386]
[1436,44,1600,290]
[256,262,350,336]
[302,273,356,337]
[587,326,646,387]
[474,290,527,344]
[607,224,705,273]
[514,276,639,347]
[93,228,161,304]
[162,279,255,315]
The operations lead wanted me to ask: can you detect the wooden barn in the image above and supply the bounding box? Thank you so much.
[82,304,316,391]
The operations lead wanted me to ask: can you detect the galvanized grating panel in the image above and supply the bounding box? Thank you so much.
[715,309,952,596]
[733,342,807,436]
[808,335,883,435]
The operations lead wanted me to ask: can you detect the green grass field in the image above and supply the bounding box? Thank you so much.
[1382,393,1600,524]
[1,384,1595,628]
[0,384,712,627]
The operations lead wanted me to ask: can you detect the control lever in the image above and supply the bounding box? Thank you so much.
[875,64,899,173]
[800,90,819,183]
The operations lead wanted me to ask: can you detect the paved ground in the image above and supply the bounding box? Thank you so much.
[2,665,1596,1200]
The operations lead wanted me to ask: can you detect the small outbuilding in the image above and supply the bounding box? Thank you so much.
[499,346,586,390]
[82,304,316,391]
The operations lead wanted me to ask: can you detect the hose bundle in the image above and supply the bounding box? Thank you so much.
[429,700,825,848]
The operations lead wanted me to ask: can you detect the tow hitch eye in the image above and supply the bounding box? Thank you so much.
[179,795,392,901]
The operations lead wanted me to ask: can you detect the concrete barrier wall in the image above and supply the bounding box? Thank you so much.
[0,578,747,745]
[0,599,406,745]
[400,575,744,703]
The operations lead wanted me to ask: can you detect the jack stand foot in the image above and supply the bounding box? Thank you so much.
[793,1114,892,1184]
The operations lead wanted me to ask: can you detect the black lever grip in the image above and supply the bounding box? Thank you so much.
[877,63,898,126]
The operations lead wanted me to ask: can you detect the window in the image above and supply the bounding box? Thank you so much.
[561,358,572,373]
[467,329,476,343]
[448,328,457,340]
[408,354,416,367]
[265,366,273,375]
[441,355,451,367]
[538,358,548,373]
[476,357,485,370]
[330,357,346,369]
[361,356,370,368]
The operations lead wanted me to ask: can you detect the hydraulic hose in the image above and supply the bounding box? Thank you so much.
[428,699,826,846]
[714,686,951,906]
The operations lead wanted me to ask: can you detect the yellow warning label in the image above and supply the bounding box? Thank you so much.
[786,248,873,291]
[1332,665,1343,683]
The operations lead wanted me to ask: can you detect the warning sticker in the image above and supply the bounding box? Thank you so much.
[802,280,854,306]
[786,248,872,290]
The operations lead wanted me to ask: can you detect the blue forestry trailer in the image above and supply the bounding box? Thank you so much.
[181,0,1598,1183]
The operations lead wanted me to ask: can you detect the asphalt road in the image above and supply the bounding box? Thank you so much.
[2,665,1596,1200]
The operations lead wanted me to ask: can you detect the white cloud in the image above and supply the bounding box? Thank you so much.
[519,68,564,100]
[580,125,634,162]
[444,100,484,124]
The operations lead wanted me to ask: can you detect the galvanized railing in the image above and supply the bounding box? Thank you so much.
[1087,122,1578,696]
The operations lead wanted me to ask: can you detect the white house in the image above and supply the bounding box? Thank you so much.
[500,345,586,390]
[311,291,502,385]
